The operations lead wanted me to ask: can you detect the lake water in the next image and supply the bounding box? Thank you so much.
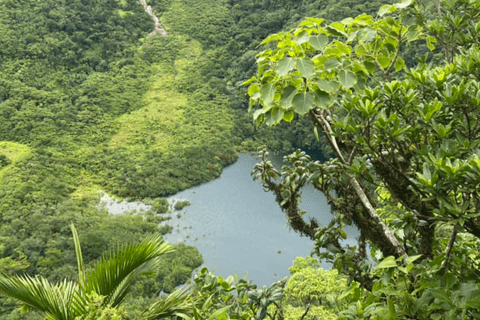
[101,153,358,286]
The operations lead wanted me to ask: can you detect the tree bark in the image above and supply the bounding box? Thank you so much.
[310,108,406,258]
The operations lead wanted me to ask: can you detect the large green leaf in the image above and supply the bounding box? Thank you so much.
[275,57,295,76]
[294,31,310,45]
[394,57,405,71]
[377,54,392,69]
[292,92,314,115]
[265,110,276,126]
[324,58,341,70]
[260,83,275,108]
[337,69,357,88]
[316,79,340,93]
[82,236,175,308]
[296,58,316,78]
[376,256,397,269]
[253,108,264,121]
[247,84,260,97]
[313,90,332,109]
[0,275,82,320]
[395,0,412,9]
[140,287,192,320]
[309,34,328,51]
[378,4,396,16]
[271,107,285,123]
[280,86,298,108]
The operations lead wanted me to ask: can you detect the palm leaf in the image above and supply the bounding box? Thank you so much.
[70,224,85,282]
[139,287,193,320]
[0,274,83,320]
[80,235,175,308]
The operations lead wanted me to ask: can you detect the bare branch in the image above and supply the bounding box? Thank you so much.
[310,108,406,257]
[440,224,458,272]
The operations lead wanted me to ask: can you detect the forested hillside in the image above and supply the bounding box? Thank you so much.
[0,0,405,318]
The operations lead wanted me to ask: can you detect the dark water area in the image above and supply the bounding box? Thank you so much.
[161,153,359,286]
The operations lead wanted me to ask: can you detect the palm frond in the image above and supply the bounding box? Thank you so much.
[0,274,83,320]
[81,235,175,308]
[70,224,85,282]
[139,287,193,320]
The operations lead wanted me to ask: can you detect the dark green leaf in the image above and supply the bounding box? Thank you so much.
[313,90,331,109]
[280,86,298,108]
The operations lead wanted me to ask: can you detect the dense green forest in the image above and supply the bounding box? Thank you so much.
[0,0,380,317]
[3,0,480,319]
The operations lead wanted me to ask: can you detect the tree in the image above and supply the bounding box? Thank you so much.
[0,225,192,320]
[247,0,480,317]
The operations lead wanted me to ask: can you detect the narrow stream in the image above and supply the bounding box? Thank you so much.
[100,154,359,286]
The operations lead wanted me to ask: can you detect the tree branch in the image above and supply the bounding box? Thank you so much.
[310,108,406,257]
[440,224,458,272]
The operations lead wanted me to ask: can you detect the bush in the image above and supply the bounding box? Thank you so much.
[174,200,190,211]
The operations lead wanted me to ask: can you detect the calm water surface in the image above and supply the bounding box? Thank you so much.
[102,153,358,286]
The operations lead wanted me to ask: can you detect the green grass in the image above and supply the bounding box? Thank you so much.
[0,142,31,163]
[0,142,31,180]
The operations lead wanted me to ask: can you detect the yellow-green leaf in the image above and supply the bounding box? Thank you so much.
[283,111,294,122]
[394,57,405,71]
[378,54,391,69]
[427,36,437,51]
[377,256,397,269]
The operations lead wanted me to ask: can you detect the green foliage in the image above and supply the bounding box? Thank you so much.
[150,198,169,214]
[286,259,347,310]
[0,0,243,315]
[279,257,347,320]
[190,267,286,319]
[0,225,194,320]
[74,293,126,320]
[174,200,191,211]
[0,156,11,168]
[248,0,480,318]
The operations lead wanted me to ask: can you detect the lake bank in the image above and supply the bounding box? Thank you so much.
[100,153,359,286]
